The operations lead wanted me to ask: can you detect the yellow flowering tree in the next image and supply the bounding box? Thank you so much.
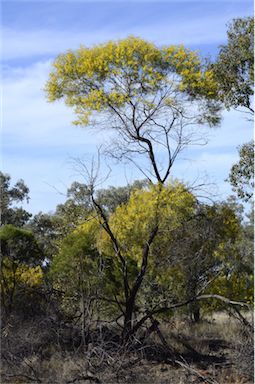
[46,37,221,184]
[45,37,224,343]
[92,182,195,340]
[49,182,195,341]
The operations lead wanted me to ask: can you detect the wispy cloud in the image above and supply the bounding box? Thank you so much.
[2,61,109,148]
[2,7,250,61]
[2,29,106,61]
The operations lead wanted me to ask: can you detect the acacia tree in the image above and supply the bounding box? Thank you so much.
[51,182,195,340]
[46,37,221,184]
[46,37,222,342]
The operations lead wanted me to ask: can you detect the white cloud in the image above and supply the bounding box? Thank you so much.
[2,60,112,213]
[205,110,253,149]
[2,61,108,148]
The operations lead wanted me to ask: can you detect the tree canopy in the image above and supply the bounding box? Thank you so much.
[228,140,254,201]
[0,172,31,227]
[212,17,254,114]
[46,37,221,184]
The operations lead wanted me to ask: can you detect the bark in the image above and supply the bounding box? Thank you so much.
[121,225,159,343]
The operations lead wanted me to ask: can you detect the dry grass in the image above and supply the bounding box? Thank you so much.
[1,312,253,384]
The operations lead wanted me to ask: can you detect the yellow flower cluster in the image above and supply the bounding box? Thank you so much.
[99,183,195,265]
[45,37,218,126]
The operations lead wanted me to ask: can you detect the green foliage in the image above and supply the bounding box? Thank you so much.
[240,207,254,272]
[228,140,254,201]
[50,180,253,321]
[0,224,42,265]
[28,181,149,272]
[0,172,31,226]
[202,203,254,312]
[96,180,149,214]
[205,271,254,311]
[152,201,242,319]
[53,180,148,233]
[1,259,43,290]
[212,17,254,112]
[49,218,103,316]
[50,182,195,316]
[0,174,55,315]
[0,224,43,313]
[28,212,63,262]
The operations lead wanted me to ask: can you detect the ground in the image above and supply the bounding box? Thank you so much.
[1,312,253,384]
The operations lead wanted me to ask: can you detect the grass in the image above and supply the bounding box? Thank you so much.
[1,311,253,383]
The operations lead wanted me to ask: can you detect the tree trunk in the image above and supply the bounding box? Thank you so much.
[122,296,135,343]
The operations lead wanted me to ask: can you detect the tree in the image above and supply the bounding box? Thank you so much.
[0,224,43,314]
[228,140,254,201]
[45,37,223,343]
[55,181,92,234]
[51,182,195,341]
[241,207,254,272]
[96,179,148,214]
[49,180,149,321]
[49,218,103,345]
[212,16,254,210]
[94,182,195,339]
[55,180,147,226]
[28,212,62,262]
[0,172,31,226]
[46,37,221,184]
[212,17,254,114]
[199,199,254,315]
[167,202,241,321]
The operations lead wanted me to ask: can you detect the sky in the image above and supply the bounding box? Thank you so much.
[1,0,253,215]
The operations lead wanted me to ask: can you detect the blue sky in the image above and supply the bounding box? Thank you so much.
[2,0,253,214]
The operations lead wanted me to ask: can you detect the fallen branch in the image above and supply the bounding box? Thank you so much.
[131,293,250,335]
[196,294,250,308]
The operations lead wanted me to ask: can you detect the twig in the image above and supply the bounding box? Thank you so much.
[176,360,219,384]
